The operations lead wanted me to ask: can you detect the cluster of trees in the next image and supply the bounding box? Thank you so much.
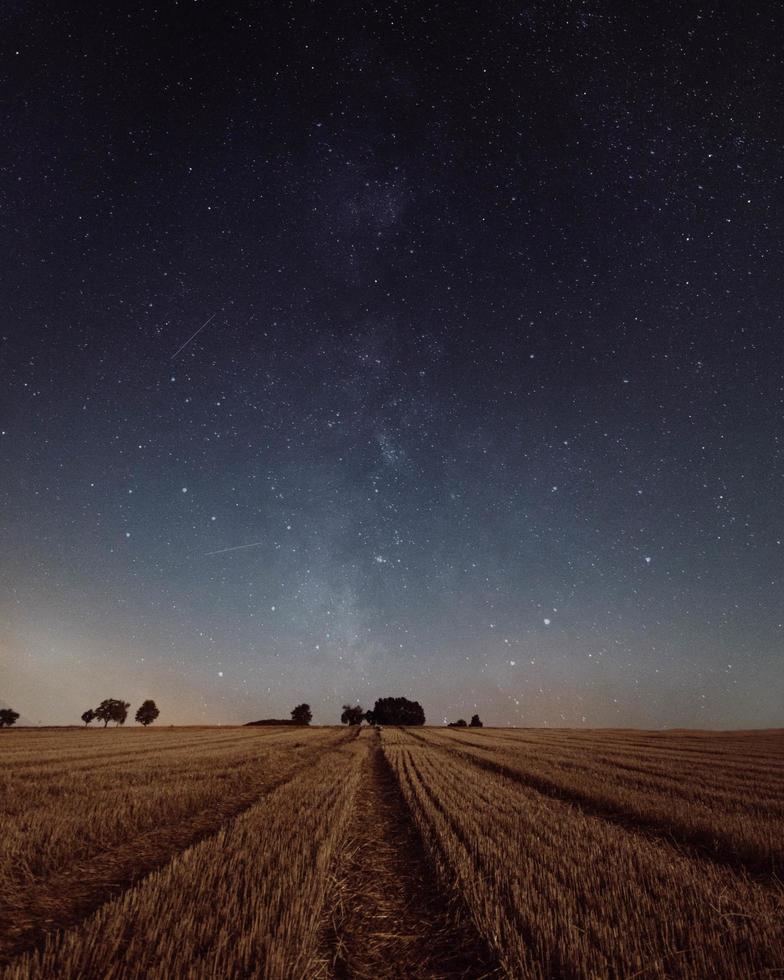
[82,699,160,727]
[0,708,20,728]
[341,697,426,726]
[448,714,483,728]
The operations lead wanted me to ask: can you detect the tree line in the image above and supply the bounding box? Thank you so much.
[339,700,483,728]
[448,714,483,728]
[250,700,429,727]
[252,699,431,727]
[2,696,485,729]
[0,700,161,728]
[340,697,426,726]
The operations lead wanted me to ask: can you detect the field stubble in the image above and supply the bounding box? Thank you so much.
[0,725,782,979]
[385,727,784,978]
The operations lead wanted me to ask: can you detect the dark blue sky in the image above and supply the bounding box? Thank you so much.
[2,2,782,726]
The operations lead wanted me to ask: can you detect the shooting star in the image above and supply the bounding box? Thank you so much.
[171,312,217,359]
[205,541,265,557]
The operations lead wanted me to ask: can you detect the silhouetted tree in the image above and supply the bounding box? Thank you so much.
[448,718,468,727]
[94,699,130,727]
[291,703,312,725]
[81,709,96,726]
[135,700,160,726]
[469,714,483,728]
[372,697,425,726]
[0,708,20,728]
[364,709,376,725]
[340,704,364,726]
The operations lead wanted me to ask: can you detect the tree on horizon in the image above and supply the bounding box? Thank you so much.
[469,714,483,728]
[81,709,96,726]
[0,708,20,728]
[135,700,160,726]
[340,704,364,726]
[291,703,312,725]
[94,699,130,727]
[372,697,425,726]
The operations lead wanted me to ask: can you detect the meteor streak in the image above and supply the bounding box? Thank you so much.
[204,541,265,556]
[171,312,217,359]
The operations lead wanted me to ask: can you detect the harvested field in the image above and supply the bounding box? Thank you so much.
[318,731,499,979]
[1,726,782,979]
[0,725,345,964]
[422,727,784,876]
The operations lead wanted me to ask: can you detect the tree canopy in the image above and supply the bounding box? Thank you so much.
[135,700,160,726]
[291,703,313,725]
[94,699,130,727]
[372,697,425,726]
[81,709,96,726]
[469,714,483,728]
[340,704,364,726]
[0,708,20,728]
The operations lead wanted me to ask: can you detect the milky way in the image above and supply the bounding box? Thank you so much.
[2,3,782,727]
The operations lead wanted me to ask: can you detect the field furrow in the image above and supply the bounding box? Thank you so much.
[419,728,784,875]
[459,728,784,780]
[2,736,365,980]
[383,729,784,979]
[0,727,346,963]
[1,728,338,884]
[317,729,499,979]
[438,730,784,795]
[2,725,781,979]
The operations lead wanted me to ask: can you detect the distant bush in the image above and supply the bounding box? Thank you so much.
[245,719,301,726]
[469,714,483,728]
[0,708,20,728]
[448,718,468,727]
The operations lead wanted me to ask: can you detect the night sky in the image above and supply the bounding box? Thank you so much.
[2,3,782,728]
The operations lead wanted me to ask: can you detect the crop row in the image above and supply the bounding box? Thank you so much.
[3,735,365,979]
[383,729,784,979]
[425,728,784,874]
[0,727,342,961]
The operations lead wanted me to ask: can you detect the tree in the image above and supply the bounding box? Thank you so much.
[364,709,376,725]
[135,700,160,726]
[372,697,425,726]
[0,708,20,728]
[81,709,96,726]
[94,699,130,727]
[469,714,483,728]
[448,718,468,727]
[340,704,364,726]
[291,703,312,725]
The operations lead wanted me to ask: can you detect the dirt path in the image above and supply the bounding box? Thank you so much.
[322,732,499,980]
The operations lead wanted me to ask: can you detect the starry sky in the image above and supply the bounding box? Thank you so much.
[2,2,782,728]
